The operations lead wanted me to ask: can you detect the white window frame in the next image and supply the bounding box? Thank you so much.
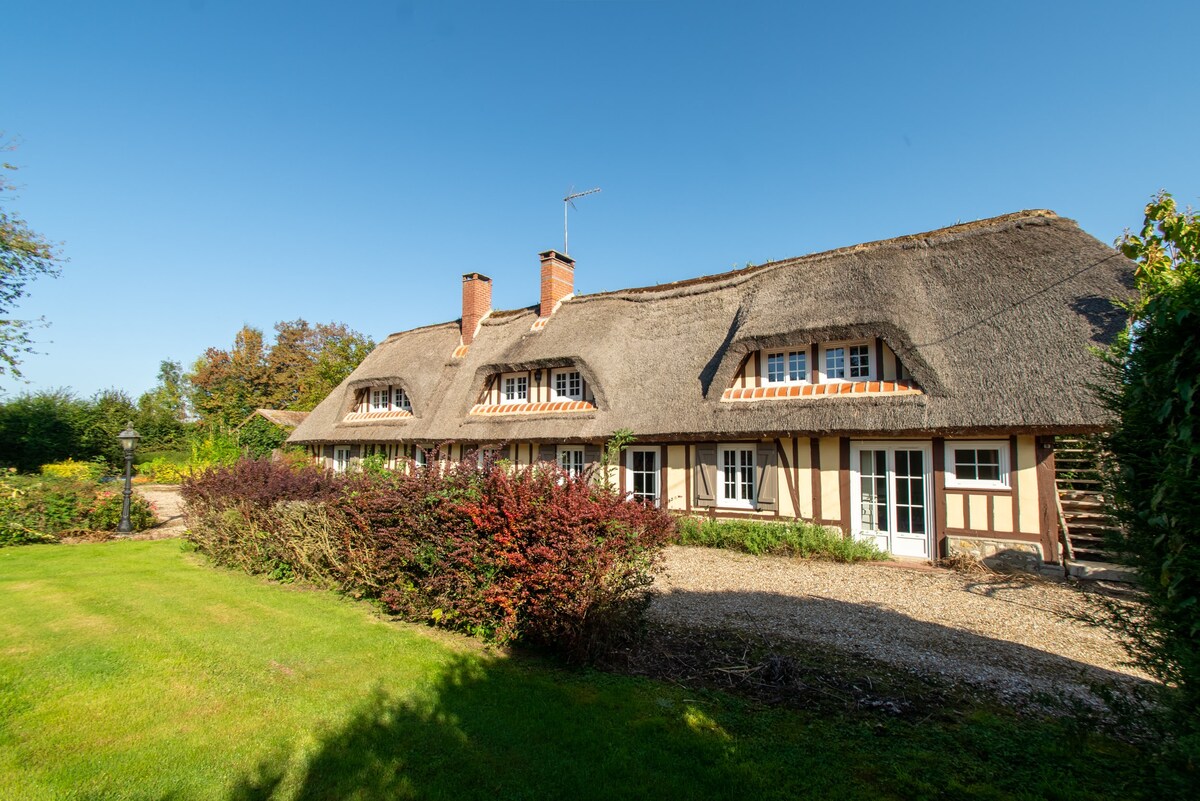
[333,445,352,473]
[370,388,390,412]
[412,447,428,469]
[557,445,585,478]
[626,446,661,505]
[763,349,808,385]
[717,444,756,509]
[501,373,529,405]
[392,387,412,412]
[551,368,583,401]
[944,440,1010,490]
[819,340,874,383]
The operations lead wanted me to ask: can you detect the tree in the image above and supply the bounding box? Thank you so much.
[267,319,374,411]
[0,389,85,472]
[135,360,189,449]
[187,326,273,429]
[75,388,138,469]
[1104,191,1200,756]
[186,320,374,428]
[0,139,62,379]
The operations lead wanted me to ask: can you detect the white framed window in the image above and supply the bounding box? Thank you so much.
[820,341,872,382]
[412,447,428,469]
[502,374,529,404]
[552,369,583,401]
[944,441,1010,490]
[393,387,412,412]
[626,447,660,504]
[333,445,352,473]
[717,445,755,508]
[764,350,807,384]
[557,446,585,478]
[370,388,390,411]
[478,447,505,468]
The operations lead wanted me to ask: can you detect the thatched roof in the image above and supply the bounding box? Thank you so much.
[289,210,1133,445]
[241,409,310,429]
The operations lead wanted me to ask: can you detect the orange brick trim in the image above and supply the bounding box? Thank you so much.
[342,410,414,422]
[720,380,923,402]
[452,344,470,358]
[469,400,596,416]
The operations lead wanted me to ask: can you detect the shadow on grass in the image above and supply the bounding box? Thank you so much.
[222,589,1162,801]
[225,653,768,801]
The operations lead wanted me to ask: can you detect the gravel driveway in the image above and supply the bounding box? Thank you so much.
[647,546,1150,708]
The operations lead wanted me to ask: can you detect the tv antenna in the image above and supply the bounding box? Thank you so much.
[563,187,601,254]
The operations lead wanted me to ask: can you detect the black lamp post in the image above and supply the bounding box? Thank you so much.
[116,422,141,534]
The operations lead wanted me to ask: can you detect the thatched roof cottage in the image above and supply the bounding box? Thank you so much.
[289,210,1133,568]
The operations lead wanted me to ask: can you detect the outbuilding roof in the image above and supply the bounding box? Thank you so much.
[289,210,1133,445]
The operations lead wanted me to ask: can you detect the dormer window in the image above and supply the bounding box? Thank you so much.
[502,374,528,404]
[722,336,917,402]
[471,366,597,415]
[552,369,583,401]
[346,384,414,420]
[765,350,807,385]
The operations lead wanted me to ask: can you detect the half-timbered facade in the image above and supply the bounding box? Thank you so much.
[288,210,1133,569]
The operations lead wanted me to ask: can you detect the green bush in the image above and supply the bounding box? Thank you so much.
[136,457,189,484]
[1104,192,1200,776]
[85,491,157,532]
[41,458,106,482]
[675,516,885,562]
[0,471,157,547]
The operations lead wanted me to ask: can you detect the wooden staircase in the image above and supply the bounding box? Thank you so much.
[1054,437,1120,564]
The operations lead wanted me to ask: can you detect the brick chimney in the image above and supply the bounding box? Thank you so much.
[461,272,492,345]
[539,250,575,318]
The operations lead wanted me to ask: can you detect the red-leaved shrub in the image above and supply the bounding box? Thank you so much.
[182,456,675,661]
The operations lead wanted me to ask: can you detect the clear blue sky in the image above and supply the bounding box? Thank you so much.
[5,0,1197,400]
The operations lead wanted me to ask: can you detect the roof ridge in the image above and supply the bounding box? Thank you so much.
[379,209,1064,336]
[577,209,1061,301]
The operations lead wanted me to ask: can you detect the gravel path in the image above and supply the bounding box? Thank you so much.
[134,484,187,535]
[648,546,1151,707]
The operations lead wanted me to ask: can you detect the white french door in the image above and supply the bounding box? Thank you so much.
[850,442,933,559]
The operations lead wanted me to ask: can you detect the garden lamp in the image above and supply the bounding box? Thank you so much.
[116,422,141,533]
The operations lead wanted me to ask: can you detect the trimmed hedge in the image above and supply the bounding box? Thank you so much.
[676,516,885,562]
[182,458,675,661]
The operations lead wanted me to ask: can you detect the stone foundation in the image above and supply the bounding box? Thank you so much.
[947,536,1045,573]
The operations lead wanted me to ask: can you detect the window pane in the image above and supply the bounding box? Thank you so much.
[826,347,845,379]
[739,449,754,500]
[849,345,871,378]
[767,353,784,383]
[789,352,806,381]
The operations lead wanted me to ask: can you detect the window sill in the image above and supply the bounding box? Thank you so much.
[722,380,922,401]
[343,410,413,421]
[470,400,597,416]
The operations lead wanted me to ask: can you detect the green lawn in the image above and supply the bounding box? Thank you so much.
[0,540,1153,800]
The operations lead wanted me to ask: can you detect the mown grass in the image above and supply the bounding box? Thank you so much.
[676,516,885,562]
[0,540,1155,800]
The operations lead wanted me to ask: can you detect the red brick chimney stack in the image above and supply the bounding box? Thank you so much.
[461,272,492,345]
[539,250,575,318]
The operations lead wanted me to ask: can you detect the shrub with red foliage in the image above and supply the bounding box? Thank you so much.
[182,456,675,661]
[181,458,344,511]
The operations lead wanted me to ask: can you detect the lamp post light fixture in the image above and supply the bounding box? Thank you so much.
[116,421,141,534]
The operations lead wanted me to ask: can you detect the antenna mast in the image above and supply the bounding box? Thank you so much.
[563,187,601,254]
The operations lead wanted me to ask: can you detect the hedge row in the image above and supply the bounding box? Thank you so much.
[181,458,675,661]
